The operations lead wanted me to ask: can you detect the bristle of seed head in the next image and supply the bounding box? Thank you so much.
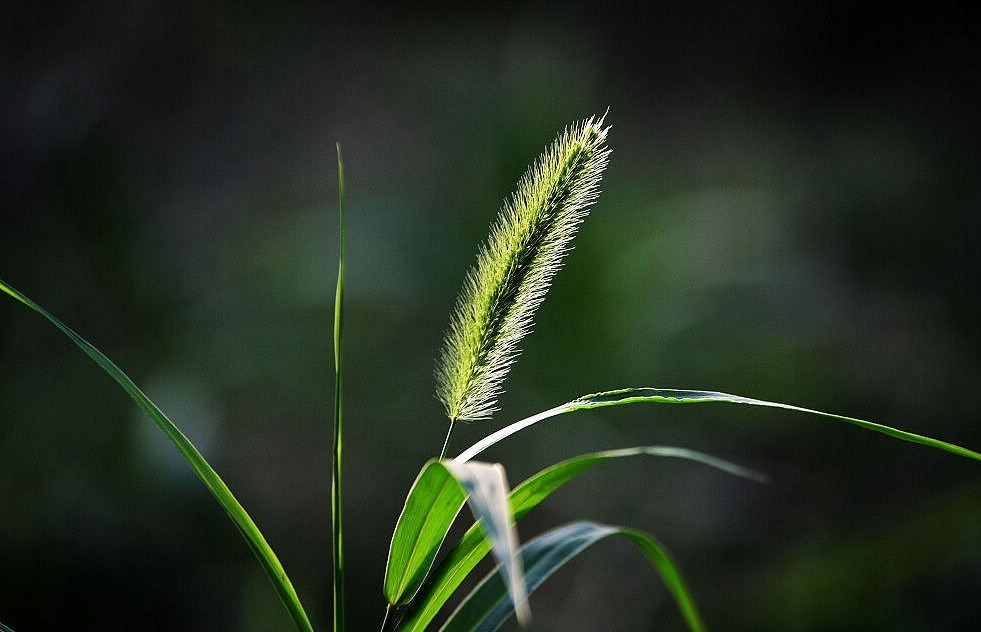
[436,115,611,422]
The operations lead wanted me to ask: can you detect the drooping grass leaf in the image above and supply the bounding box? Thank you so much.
[332,142,347,632]
[436,115,611,424]
[385,460,528,625]
[398,446,762,631]
[0,620,15,632]
[456,388,981,463]
[0,279,315,632]
[439,521,705,632]
[444,460,529,626]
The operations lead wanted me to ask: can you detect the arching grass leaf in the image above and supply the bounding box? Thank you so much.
[385,460,527,625]
[439,521,704,632]
[444,461,528,626]
[396,446,761,631]
[385,460,468,607]
[456,388,981,463]
[0,279,314,632]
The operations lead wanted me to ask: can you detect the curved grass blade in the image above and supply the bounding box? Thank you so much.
[456,387,981,463]
[439,521,704,632]
[385,460,527,626]
[444,460,529,626]
[397,446,762,631]
[332,142,346,632]
[0,279,315,632]
[385,460,468,607]
[0,620,14,632]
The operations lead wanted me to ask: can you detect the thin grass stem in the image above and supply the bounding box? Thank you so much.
[438,420,455,460]
[331,143,347,632]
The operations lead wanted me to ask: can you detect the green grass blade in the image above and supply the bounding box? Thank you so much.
[398,446,762,631]
[0,279,314,632]
[332,142,346,632]
[456,388,981,463]
[439,521,704,632]
[385,460,528,626]
[443,461,529,626]
[0,620,15,632]
[385,460,468,607]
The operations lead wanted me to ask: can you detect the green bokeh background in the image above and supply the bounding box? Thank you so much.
[2,2,979,630]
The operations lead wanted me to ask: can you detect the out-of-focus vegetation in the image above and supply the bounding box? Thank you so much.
[1,2,979,630]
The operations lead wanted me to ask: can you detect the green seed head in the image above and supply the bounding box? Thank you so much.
[436,114,611,422]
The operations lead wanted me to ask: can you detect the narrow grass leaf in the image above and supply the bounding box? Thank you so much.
[398,446,762,631]
[385,461,528,625]
[444,460,529,626]
[332,142,347,632]
[436,115,611,424]
[0,621,14,632]
[0,279,314,632]
[439,521,705,632]
[385,460,468,607]
[456,387,981,463]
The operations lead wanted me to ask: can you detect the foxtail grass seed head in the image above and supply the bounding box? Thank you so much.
[436,114,611,422]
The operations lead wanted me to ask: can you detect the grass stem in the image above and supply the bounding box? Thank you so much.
[332,143,347,632]
[379,604,392,632]
[439,420,455,460]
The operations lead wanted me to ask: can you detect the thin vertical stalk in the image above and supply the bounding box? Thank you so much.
[438,420,454,461]
[378,604,392,632]
[332,143,347,632]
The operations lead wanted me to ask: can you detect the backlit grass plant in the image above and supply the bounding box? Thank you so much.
[2,114,979,632]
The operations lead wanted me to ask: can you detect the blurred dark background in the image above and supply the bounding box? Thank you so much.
[2,1,980,630]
